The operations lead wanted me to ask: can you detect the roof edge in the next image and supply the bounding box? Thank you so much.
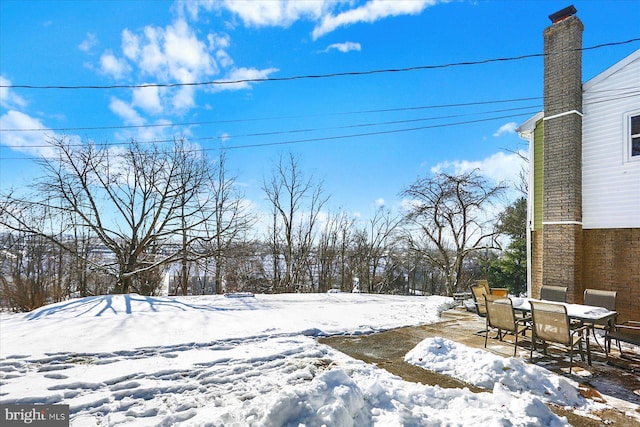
[516,111,544,138]
[583,48,640,91]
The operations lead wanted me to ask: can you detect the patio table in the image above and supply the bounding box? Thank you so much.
[511,298,616,323]
[510,297,618,355]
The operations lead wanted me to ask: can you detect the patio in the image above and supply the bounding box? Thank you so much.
[319,305,640,427]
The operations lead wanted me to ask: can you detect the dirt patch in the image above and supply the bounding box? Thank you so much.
[319,327,483,393]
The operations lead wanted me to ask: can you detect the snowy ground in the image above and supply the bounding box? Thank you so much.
[0,293,636,426]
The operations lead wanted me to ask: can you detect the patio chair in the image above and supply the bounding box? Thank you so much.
[529,300,590,373]
[540,285,567,303]
[476,279,490,293]
[476,279,508,297]
[470,284,488,317]
[583,289,618,347]
[484,294,530,356]
[605,321,640,359]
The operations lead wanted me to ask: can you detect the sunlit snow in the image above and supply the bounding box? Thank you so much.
[0,293,630,426]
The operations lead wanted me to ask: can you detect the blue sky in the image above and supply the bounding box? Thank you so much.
[1,0,639,224]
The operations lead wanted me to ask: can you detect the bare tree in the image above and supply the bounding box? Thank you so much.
[200,151,255,293]
[263,153,328,292]
[169,140,215,296]
[0,137,213,295]
[315,209,356,292]
[401,170,506,296]
[351,206,401,293]
[0,199,59,311]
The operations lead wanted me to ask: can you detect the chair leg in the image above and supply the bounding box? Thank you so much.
[569,346,573,374]
[530,332,535,362]
[578,339,585,362]
[590,327,605,352]
[484,322,489,348]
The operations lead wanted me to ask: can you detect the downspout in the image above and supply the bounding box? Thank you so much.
[525,131,534,299]
[517,114,541,298]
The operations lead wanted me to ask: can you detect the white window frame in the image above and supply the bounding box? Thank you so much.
[624,111,640,163]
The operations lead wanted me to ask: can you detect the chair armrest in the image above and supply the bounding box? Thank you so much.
[614,324,640,332]
[570,325,590,335]
[622,321,640,327]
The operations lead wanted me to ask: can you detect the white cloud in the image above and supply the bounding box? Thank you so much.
[173,0,217,21]
[375,197,385,207]
[100,50,131,79]
[136,26,166,77]
[122,19,219,83]
[216,49,234,68]
[220,0,326,28]
[0,76,27,109]
[109,97,145,126]
[171,86,196,111]
[0,110,63,158]
[430,150,527,185]
[312,0,438,39]
[493,122,518,137]
[164,19,218,82]
[132,85,163,114]
[104,18,236,116]
[205,1,439,40]
[78,32,98,53]
[213,67,279,92]
[122,29,140,60]
[324,41,361,53]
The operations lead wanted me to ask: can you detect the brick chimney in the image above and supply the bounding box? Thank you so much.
[541,6,584,302]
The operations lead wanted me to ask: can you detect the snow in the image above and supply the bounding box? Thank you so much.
[0,293,634,426]
[405,338,605,417]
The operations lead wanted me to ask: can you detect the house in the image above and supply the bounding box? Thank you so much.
[517,6,640,321]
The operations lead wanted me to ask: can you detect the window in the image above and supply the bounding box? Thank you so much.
[625,112,640,162]
[632,114,640,157]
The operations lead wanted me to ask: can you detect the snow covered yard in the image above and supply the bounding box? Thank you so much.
[0,293,636,426]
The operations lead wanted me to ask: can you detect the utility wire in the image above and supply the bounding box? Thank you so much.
[3,85,637,134]
[0,97,543,133]
[215,112,539,152]
[3,38,639,90]
[0,111,544,160]
[0,87,636,158]
[0,86,637,158]
[1,105,542,149]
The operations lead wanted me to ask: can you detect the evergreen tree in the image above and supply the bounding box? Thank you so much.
[486,197,527,295]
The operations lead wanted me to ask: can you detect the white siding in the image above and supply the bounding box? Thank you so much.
[582,50,640,229]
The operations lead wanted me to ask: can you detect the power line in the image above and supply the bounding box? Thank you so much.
[3,86,637,134]
[0,87,637,159]
[3,38,639,91]
[1,105,542,149]
[0,110,543,160]
[215,112,539,152]
[0,97,543,133]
